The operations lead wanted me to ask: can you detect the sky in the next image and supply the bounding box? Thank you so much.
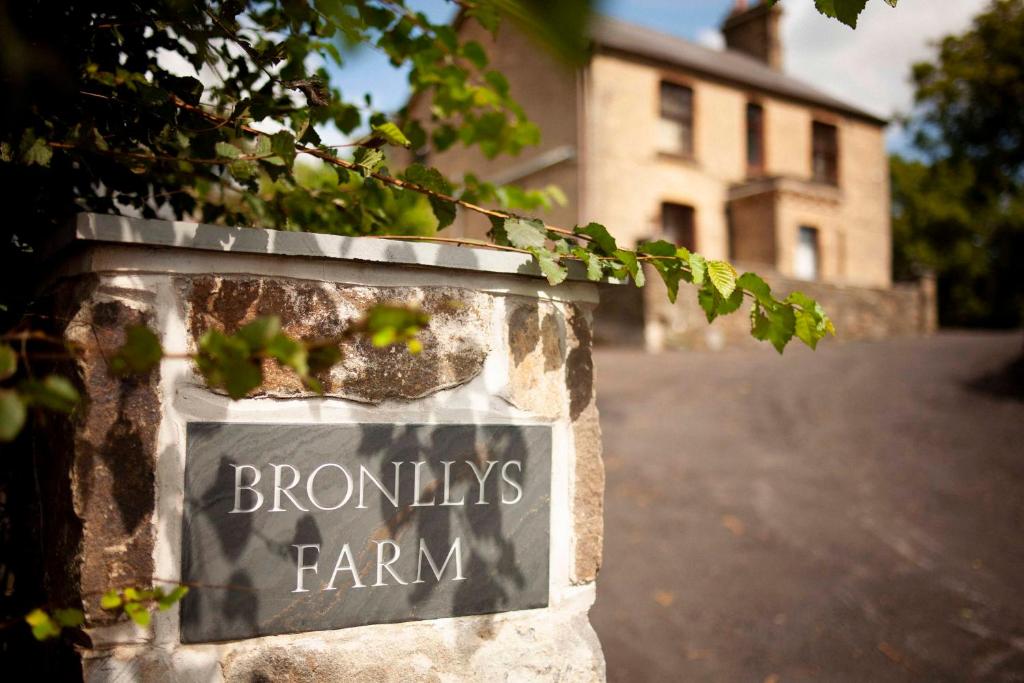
[327,0,990,153]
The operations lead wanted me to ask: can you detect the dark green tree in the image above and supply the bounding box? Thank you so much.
[894,0,1024,327]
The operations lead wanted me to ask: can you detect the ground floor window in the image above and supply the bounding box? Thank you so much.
[795,225,820,280]
[661,202,696,251]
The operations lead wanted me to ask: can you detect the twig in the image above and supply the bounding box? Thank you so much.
[370,234,530,253]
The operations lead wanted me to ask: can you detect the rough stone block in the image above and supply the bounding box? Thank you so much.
[505,299,568,418]
[567,305,605,584]
[180,276,491,403]
[60,282,162,623]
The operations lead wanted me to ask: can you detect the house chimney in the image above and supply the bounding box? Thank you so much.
[721,0,783,70]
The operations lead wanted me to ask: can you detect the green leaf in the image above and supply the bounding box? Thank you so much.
[21,133,52,167]
[580,251,603,282]
[697,281,744,322]
[0,344,16,380]
[307,344,343,375]
[530,248,568,286]
[270,131,297,167]
[794,309,820,349]
[20,375,79,413]
[371,327,397,347]
[0,391,26,441]
[428,196,456,230]
[196,330,263,399]
[574,222,617,255]
[110,325,163,375]
[650,259,684,302]
[815,0,868,27]
[404,164,451,193]
[460,40,488,69]
[503,217,547,249]
[785,292,835,348]
[25,609,60,640]
[637,240,676,257]
[157,585,189,610]
[228,159,258,181]
[214,141,242,159]
[688,252,707,285]
[124,602,151,627]
[718,287,744,316]
[100,591,122,609]
[236,316,280,350]
[706,260,737,298]
[53,608,84,628]
[254,134,272,156]
[751,303,796,353]
[266,332,308,377]
[371,122,411,148]
[614,249,644,287]
[737,272,773,307]
[353,147,384,176]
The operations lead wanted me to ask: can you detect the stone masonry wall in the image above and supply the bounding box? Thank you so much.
[30,243,606,682]
[631,265,937,352]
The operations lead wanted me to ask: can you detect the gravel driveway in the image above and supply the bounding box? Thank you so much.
[591,332,1024,682]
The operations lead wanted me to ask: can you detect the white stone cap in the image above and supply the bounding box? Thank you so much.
[52,213,617,284]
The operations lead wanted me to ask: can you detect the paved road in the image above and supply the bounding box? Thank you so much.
[591,332,1024,683]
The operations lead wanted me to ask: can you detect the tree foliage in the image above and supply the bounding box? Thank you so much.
[894,0,1024,327]
[0,0,833,351]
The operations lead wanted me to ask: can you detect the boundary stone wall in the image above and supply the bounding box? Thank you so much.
[29,214,608,682]
[596,264,936,352]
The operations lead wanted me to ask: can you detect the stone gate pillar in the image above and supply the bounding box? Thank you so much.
[35,213,607,681]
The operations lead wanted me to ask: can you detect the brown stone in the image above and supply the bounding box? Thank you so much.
[506,299,567,417]
[180,276,491,403]
[566,304,605,584]
[53,280,163,624]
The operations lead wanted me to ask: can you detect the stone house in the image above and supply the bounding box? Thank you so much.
[410,1,936,349]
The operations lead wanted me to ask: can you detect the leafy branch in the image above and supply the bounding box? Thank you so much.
[487,218,835,353]
[0,304,427,442]
[25,583,190,640]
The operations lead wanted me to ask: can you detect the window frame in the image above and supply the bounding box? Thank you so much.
[811,120,839,186]
[658,80,695,159]
[660,202,697,251]
[746,101,765,176]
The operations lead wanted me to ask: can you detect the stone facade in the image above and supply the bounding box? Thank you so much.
[414,6,927,349]
[418,8,891,289]
[28,214,607,681]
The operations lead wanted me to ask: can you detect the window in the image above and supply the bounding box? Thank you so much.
[811,121,838,185]
[661,203,696,250]
[794,226,820,280]
[658,82,694,157]
[746,102,764,174]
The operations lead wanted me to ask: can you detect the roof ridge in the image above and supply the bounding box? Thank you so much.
[589,15,887,125]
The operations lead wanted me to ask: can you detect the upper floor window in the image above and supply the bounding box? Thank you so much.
[658,82,694,157]
[811,121,838,185]
[746,102,764,175]
[661,202,696,250]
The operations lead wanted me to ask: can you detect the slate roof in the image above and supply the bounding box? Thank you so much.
[590,17,887,126]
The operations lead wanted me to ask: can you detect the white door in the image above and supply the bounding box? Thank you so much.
[794,226,820,280]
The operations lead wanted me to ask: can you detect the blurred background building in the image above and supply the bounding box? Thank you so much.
[411,2,937,350]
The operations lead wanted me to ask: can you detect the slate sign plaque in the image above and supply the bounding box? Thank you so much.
[180,422,551,643]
